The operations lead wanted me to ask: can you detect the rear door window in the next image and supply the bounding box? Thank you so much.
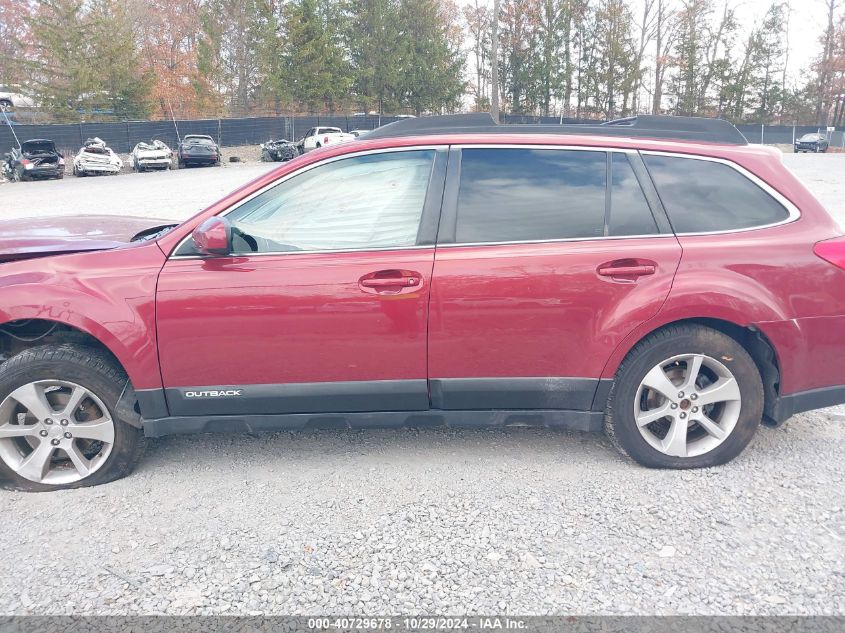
[455,148,607,243]
[643,154,790,233]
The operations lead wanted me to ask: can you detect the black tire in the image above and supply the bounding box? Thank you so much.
[0,99,12,111]
[0,345,144,492]
[56,171,64,180]
[604,324,763,469]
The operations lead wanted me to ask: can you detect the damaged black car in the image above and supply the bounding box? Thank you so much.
[260,139,298,162]
[2,139,65,181]
[176,134,220,167]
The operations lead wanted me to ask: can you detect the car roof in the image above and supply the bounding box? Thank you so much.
[363,113,748,145]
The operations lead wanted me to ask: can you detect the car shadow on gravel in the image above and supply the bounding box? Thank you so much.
[134,415,833,478]
[139,426,622,472]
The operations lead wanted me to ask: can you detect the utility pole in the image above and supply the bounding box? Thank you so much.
[491,0,500,123]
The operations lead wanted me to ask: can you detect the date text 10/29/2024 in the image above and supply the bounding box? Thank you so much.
[307,618,529,630]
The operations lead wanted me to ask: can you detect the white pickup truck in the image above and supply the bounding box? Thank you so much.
[297,127,356,153]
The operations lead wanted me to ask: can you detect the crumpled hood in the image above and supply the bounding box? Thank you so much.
[0,215,175,262]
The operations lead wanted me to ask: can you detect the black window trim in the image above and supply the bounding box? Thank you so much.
[639,150,801,236]
[437,143,676,248]
[170,145,448,258]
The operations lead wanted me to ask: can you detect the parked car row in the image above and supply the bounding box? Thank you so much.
[2,125,365,181]
[1,134,227,182]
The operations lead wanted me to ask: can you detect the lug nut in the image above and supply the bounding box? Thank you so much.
[44,419,54,425]
[670,403,679,410]
[678,391,685,398]
[692,406,699,413]
[50,438,60,446]
[680,412,687,419]
[63,432,72,439]
[690,394,698,400]
[39,430,48,437]
[60,419,69,426]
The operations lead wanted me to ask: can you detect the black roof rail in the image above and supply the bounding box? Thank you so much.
[361,113,748,145]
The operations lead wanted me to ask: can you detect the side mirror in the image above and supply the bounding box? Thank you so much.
[191,217,232,256]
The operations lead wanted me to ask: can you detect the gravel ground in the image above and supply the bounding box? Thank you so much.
[0,151,844,616]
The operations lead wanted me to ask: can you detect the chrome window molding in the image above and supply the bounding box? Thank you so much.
[169,244,435,261]
[170,145,443,259]
[171,143,801,258]
[454,142,639,154]
[638,150,801,236]
[436,233,677,249]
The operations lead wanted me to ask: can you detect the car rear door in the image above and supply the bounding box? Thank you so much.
[427,146,682,411]
[156,147,447,416]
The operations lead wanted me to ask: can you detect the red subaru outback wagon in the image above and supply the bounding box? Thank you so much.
[1,114,844,490]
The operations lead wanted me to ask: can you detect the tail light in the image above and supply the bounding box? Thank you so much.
[19,158,30,165]
[814,236,845,270]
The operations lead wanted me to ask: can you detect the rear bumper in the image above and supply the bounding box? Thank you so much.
[138,158,171,168]
[77,163,120,173]
[181,154,217,164]
[768,385,845,424]
[24,165,62,177]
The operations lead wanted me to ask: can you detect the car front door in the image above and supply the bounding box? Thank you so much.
[156,147,447,417]
[428,146,682,412]
[302,128,316,152]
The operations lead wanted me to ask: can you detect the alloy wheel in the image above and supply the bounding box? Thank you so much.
[0,380,115,485]
[634,354,742,458]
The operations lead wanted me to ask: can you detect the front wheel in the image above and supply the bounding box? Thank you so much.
[604,325,763,469]
[0,345,144,491]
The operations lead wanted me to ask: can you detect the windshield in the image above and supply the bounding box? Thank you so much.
[184,136,214,145]
[799,134,822,141]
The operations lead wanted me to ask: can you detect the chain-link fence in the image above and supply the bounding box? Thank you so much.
[0,115,404,156]
[3,114,844,156]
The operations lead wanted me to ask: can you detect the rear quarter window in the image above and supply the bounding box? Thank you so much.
[643,154,790,233]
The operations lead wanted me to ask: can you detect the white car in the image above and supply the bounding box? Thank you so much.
[297,127,356,153]
[130,140,173,172]
[0,87,36,111]
[72,137,123,176]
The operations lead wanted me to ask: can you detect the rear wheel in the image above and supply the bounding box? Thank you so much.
[604,325,763,469]
[0,345,144,491]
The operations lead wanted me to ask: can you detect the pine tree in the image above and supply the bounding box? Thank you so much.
[282,0,350,113]
[396,0,466,115]
[346,0,404,114]
[26,0,151,120]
